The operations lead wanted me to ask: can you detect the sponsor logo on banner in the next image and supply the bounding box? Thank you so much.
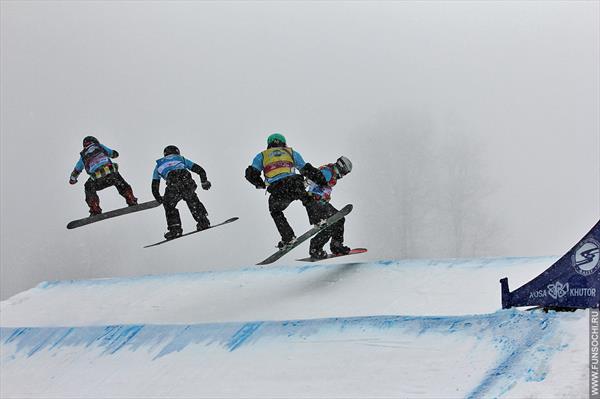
[528,281,597,300]
[572,238,600,276]
[548,281,569,299]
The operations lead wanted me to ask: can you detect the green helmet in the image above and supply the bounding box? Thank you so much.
[267,133,286,146]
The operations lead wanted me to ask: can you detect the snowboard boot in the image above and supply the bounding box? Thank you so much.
[277,236,297,249]
[123,187,138,206]
[330,240,351,256]
[89,206,102,216]
[164,225,183,240]
[87,199,102,216]
[309,247,328,260]
[196,216,211,231]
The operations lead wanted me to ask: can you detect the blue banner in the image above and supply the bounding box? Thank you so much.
[501,220,600,309]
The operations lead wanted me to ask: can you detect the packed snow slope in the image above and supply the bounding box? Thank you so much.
[0,257,590,398]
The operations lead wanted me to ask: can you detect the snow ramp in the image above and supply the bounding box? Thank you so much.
[0,258,590,398]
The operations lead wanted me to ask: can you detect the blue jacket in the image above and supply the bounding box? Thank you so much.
[153,154,196,180]
[306,165,336,201]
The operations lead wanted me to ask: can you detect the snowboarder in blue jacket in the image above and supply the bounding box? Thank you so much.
[152,145,212,240]
[69,136,138,215]
[305,156,353,259]
[245,133,326,248]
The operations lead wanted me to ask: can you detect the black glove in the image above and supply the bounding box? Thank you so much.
[151,179,162,203]
[69,170,80,185]
[201,180,211,190]
[191,164,208,182]
[245,165,266,189]
[300,163,326,186]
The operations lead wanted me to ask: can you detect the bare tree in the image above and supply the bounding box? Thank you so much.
[351,109,499,259]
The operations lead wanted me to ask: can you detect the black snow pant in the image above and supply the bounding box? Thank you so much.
[306,200,345,251]
[267,175,312,242]
[163,170,209,232]
[84,172,134,213]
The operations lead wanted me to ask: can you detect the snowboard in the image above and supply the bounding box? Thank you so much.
[257,204,353,266]
[67,200,161,229]
[296,248,367,262]
[144,217,239,248]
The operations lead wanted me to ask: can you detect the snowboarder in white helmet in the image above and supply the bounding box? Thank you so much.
[304,156,354,260]
[245,133,327,248]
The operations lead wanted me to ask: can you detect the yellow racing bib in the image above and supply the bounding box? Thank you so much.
[262,147,295,179]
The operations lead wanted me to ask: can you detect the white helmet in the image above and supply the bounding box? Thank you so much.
[335,156,352,176]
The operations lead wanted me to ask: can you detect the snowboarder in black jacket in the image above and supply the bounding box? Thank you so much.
[152,145,212,240]
[245,133,326,248]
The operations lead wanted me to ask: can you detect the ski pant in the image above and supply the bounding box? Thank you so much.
[306,201,345,251]
[267,175,312,242]
[84,172,134,212]
[163,172,208,231]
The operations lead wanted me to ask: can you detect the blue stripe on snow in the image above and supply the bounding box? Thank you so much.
[1,310,564,360]
[465,312,560,399]
[104,326,144,354]
[227,322,263,351]
[0,308,582,399]
[1,309,575,397]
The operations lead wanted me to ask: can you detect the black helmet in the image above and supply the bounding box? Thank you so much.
[164,145,180,156]
[83,136,99,147]
[335,156,352,177]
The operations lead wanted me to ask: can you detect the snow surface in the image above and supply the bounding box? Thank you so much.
[0,257,590,398]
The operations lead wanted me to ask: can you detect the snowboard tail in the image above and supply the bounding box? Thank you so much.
[67,200,161,229]
[257,204,353,265]
[144,217,239,248]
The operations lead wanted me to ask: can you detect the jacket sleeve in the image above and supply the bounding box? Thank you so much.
[299,163,327,186]
[74,157,84,173]
[100,144,118,158]
[151,179,162,202]
[245,165,266,189]
[190,163,208,183]
[70,158,84,180]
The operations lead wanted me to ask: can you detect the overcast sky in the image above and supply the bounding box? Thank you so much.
[1,1,599,300]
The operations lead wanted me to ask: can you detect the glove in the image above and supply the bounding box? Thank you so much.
[300,163,327,186]
[151,179,162,203]
[201,181,211,190]
[69,169,80,185]
[245,165,266,189]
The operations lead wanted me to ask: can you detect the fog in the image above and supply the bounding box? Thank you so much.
[1,1,598,300]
